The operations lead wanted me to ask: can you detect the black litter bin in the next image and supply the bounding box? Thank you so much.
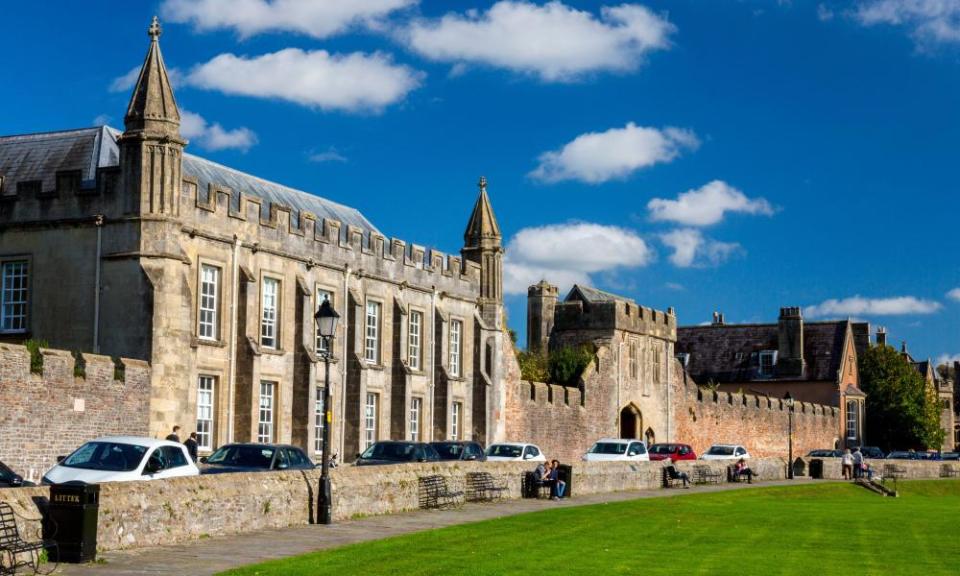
[809,459,824,480]
[557,464,573,498]
[45,482,100,563]
[522,471,538,498]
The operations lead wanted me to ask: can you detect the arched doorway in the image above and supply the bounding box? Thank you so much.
[619,404,642,439]
[645,427,656,447]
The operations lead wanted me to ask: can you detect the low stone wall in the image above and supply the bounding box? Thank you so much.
[0,457,789,553]
[799,458,957,480]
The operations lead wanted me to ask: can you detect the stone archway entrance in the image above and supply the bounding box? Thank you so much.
[619,404,642,439]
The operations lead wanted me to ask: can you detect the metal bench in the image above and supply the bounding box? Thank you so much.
[521,472,553,499]
[662,466,689,488]
[940,464,958,478]
[466,472,508,502]
[692,465,722,485]
[418,475,464,509]
[882,464,907,491]
[0,502,55,575]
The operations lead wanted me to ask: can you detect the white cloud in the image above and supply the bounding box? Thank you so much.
[804,295,943,318]
[529,123,698,184]
[503,222,654,295]
[659,228,741,268]
[161,0,415,39]
[110,65,184,93]
[403,1,675,82]
[854,0,960,46]
[186,49,422,113]
[936,353,960,366]
[180,110,258,152]
[309,147,349,163]
[947,287,960,301]
[647,180,775,226]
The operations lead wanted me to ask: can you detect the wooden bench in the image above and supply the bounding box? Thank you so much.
[692,465,722,485]
[940,464,958,478]
[521,472,553,499]
[466,472,508,502]
[0,502,54,575]
[662,466,689,489]
[418,475,464,509]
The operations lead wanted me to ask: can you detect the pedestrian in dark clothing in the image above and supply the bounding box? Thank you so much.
[166,425,181,443]
[184,432,199,462]
[549,459,566,499]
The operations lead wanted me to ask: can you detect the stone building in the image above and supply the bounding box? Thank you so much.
[904,344,955,451]
[0,20,506,461]
[675,308,865,449]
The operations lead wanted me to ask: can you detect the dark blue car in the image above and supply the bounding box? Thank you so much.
[200,443,316,474]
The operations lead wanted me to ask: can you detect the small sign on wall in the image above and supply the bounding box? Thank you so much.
[73,398,85,412]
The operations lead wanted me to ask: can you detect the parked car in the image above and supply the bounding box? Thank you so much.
[355,441,441,466]
[701,444,750,461]
[485,443,545,462]
[582,439,649,462]
[0,460,34,488]
[430,441,486,462]
[806,449,842,458]
[200,443,316,474]
[856,446,886,459]
[42,436,199,484]
[941,452,960,461]
[648,443,697,462]
[885,451,919,460]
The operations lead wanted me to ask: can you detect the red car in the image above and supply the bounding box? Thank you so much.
[648,443,697,462]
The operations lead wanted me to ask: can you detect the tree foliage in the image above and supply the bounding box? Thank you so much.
[515,345,594,386]
[859,344,945,451]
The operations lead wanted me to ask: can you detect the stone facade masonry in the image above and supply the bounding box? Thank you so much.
[0,344,150,479]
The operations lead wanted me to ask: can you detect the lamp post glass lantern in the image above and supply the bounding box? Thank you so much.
[315,297,339,524]
[784,392,794,480]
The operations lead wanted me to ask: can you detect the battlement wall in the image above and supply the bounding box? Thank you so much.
[0,344,151,478]
[553,299,676,341]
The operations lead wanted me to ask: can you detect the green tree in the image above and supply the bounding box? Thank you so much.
[859,345,945,451]
[548,345,594,386]
[516,350,548,382]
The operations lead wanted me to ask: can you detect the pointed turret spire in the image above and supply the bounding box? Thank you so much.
[464,176,502,246]
[124,16,181,137]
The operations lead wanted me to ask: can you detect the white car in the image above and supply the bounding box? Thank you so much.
[42,436,199,484]
[701,444,750,461]
[485,442,546,462]
[582,438,650,462]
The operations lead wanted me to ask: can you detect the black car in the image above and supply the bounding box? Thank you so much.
[856,446,886,459]
[806,449,842,458]
[200,443,316,474]
[355,441,441,466]
[430,441,486,462]
[0,460,33,487]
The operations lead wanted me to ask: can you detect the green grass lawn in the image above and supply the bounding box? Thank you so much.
[220,480,960,575]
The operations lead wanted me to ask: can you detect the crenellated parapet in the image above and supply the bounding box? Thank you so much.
[553,298,676,341]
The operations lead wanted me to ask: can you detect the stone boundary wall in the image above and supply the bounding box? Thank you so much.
[0,458,789,553]
[798,458,959,480]
[0,344,151,478]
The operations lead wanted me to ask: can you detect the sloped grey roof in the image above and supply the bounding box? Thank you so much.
[566,285,635,305]
[0,125,378,235]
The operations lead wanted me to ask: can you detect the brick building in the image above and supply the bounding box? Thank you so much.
[675,308,864,449]
[0,20,506,462]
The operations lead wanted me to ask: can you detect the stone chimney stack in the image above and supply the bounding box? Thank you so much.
[777,306,805,377]
[712,312,725,325]
[876,327,887,347]
[527,280,558,354]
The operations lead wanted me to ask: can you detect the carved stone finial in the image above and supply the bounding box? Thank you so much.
[478,176,487,193]
[149,16,161,40]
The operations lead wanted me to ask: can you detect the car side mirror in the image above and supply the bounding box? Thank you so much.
[523,454,533,460]
[199,456,208,464]
[144,458,161,475]
[56,455,66,463]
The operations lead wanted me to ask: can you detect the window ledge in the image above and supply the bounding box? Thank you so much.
[260,347,286,356]
[192,337,226,349]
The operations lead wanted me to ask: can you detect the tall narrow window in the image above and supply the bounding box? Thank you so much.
[759,350,777,378]
[408,310,422,370]
[314,387,325,454]
[364,301,380,363]
[198,265,220,340]
[450,401,462,441]
[449,320,463,377]
[364,392,379,449]
[196,376,215,451]
[653,345,662,384]
[410,397,422,442]
[0,261,29,333]
[846,400,858,440]
[258,381,275,443]
[628,342,638,380]
[315,289,333,355]
[261,277,280,349]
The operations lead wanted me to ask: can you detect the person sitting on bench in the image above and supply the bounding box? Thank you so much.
[666,465,690,488]
[548,459,566,499]
[734,458,754,483]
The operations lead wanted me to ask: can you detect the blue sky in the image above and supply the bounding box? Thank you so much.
[3,0,959,364]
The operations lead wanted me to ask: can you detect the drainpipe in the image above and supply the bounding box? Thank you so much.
[227,235,241,443]
[430,287,438,442]
[665,339,671,443]
[92,215,104,353]
[339,266,350,458]
[617,337,623,436]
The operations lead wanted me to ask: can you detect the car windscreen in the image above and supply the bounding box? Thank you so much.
[706,446,735,456]
[61,442,148,472]
[361,443,416,461]
[207,445,275,468]
[648,444,675,455]
[487,445,523,458]
[432,443,464,460]
[588,442,628,455]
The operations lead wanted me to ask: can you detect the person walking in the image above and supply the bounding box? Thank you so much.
[184,432,199,462]
[841,449,854,480]
[166,425,181,443]
[852,448,864,479]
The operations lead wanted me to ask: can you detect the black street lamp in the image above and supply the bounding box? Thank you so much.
[314,296,340,525]
[784,391,795,480]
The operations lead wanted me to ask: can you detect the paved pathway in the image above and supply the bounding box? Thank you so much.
[56,479,814,576]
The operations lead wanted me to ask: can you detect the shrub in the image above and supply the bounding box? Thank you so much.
[516,351,548,382]
[548,345,594,386]
[23,339,48,374]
